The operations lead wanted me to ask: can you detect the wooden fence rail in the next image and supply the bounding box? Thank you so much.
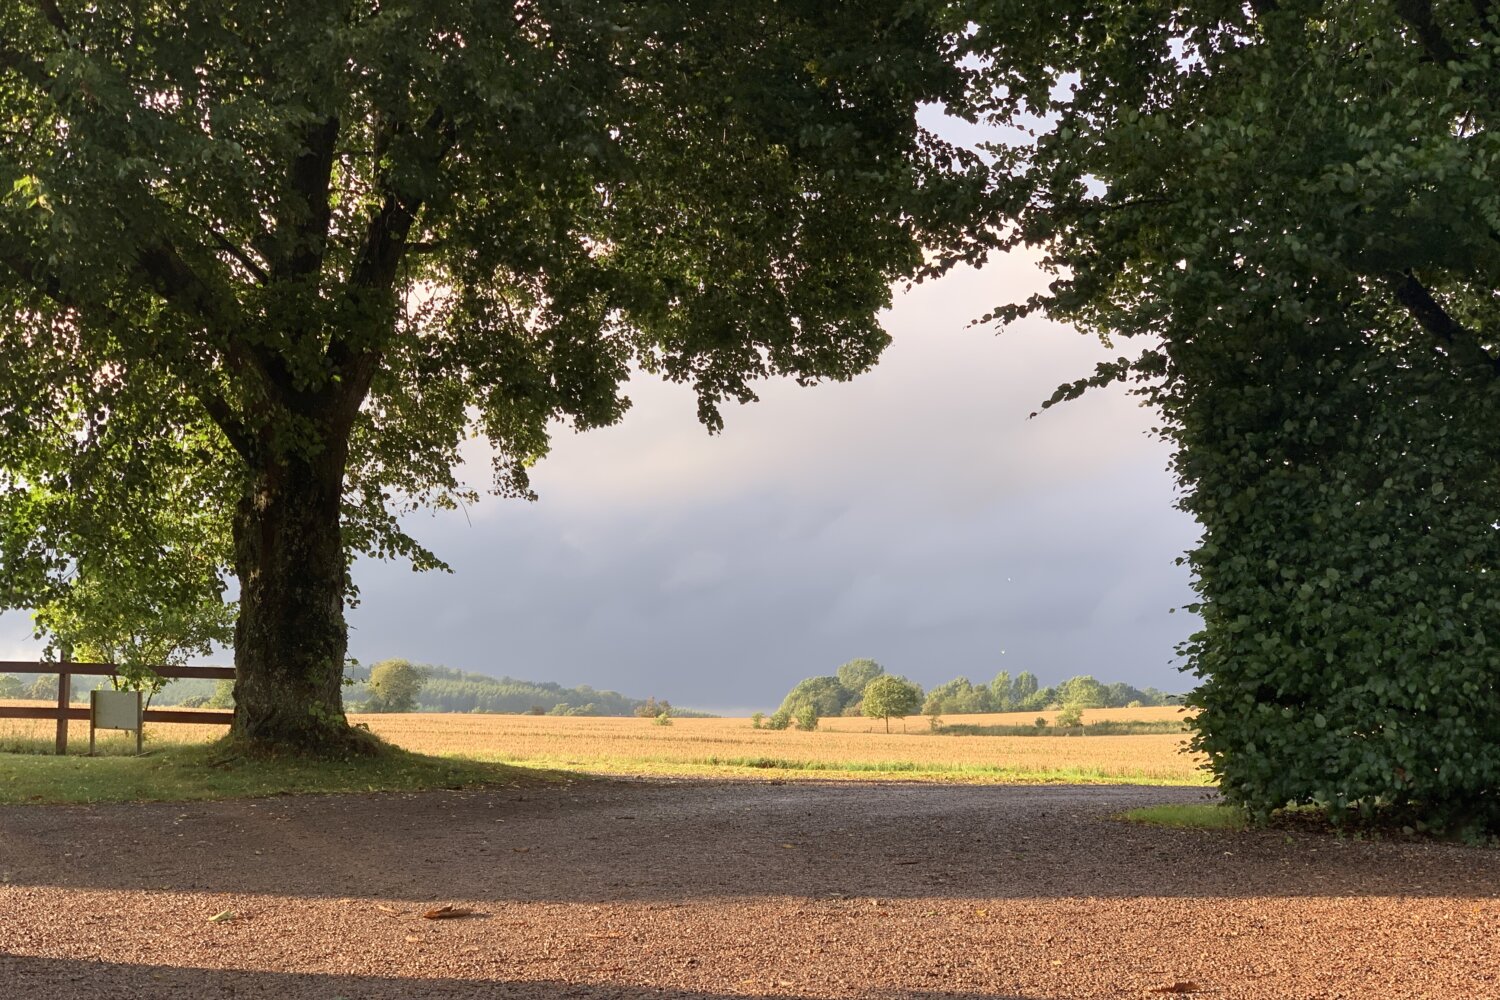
[0,660,234,754]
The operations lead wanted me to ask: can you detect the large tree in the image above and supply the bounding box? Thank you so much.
[973,1,1500,832]
[0,0,989,751]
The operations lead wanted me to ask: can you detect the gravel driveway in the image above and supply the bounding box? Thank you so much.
[1,780,1495,998]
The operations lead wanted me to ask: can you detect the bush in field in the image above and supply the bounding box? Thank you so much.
[795,704,818,731]
[635,696,672,718]
[206,679,234,709]
[778,675,849,718]
[1056,705,1084,728]
[1034,717,1048,729]
[750,712,764,729]
[364,659,425,713]
[767,708,792,731]
[861,675,922,733]
[653,712,673,727]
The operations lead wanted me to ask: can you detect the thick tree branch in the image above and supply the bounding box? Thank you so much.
[347,106,454,293]
[207,228,270,284]
[1395,0,1463,64]
[0,246,257,461]
[193,388,256,464]
[1389,270,1500,376]
[32,0,70,36]
[325,106,455,429]
[0,43,53,88]
[137,243,235,326]
[273,115,340,281]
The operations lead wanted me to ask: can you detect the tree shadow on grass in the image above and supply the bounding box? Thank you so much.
[0,955,1038,1000]
[1,781,1496,902]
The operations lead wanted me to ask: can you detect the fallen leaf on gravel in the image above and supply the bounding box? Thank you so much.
[206,909,238,923]
[422,905,474,920]
[1149,983,1201,994]
[375,904,404,915]
[780,843,796,849]
[404,935,424,943]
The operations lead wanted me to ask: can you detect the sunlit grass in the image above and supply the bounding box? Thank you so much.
[1119,802,1247,829]
[0,741,572,805]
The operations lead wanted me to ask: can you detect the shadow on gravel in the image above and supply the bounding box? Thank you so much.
[2,781,1496,902]
[0,955,1039,1000]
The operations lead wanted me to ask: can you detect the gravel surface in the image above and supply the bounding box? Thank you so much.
[1,780,1496,998]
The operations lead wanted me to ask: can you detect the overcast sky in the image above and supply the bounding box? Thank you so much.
[0,253,1202,714]
[0,244,1204,716]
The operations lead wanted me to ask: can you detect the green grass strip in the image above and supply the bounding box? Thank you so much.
[1118,802,1248,830]
[0,744,572,805]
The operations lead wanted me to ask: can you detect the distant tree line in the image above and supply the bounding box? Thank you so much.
[341,661,712,716]
[766,659,1179,730]
[922,672,1176,716]
[0,660,712,719]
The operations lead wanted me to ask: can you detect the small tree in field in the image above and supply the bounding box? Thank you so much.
[795,703,818,731]
[862,676,922,733]
[364,659,424,713]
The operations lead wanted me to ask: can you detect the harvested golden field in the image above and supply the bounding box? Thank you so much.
[356,711,1205,784]
[0,699,230,754]
[0,702,1206,785]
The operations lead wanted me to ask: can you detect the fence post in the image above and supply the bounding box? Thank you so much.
[55,645,72,755]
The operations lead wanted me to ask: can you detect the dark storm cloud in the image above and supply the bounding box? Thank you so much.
[343,264,1203,712]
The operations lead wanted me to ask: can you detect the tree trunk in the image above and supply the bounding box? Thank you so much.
[230,443,357,752]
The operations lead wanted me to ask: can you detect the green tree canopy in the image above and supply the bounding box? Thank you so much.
[988,670,1011,711]
[0,0,990,751]
[835,658,884,698]
[1008,671,1042,711]
[861,674,922,733]
[921,675,990,715]
[1054,675,1106,710]
[973,0,1500,833]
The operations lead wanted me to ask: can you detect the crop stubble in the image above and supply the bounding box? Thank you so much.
[0,702,1202,783]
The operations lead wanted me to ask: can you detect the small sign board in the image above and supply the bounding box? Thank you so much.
[90,689,143,755]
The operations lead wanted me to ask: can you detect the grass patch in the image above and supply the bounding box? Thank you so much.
[0,742,574,805]
[1119,802,1248,830]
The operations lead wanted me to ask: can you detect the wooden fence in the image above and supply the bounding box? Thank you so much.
[0,660,234,754]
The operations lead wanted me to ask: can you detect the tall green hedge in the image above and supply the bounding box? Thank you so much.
[1162,311,1500,835]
